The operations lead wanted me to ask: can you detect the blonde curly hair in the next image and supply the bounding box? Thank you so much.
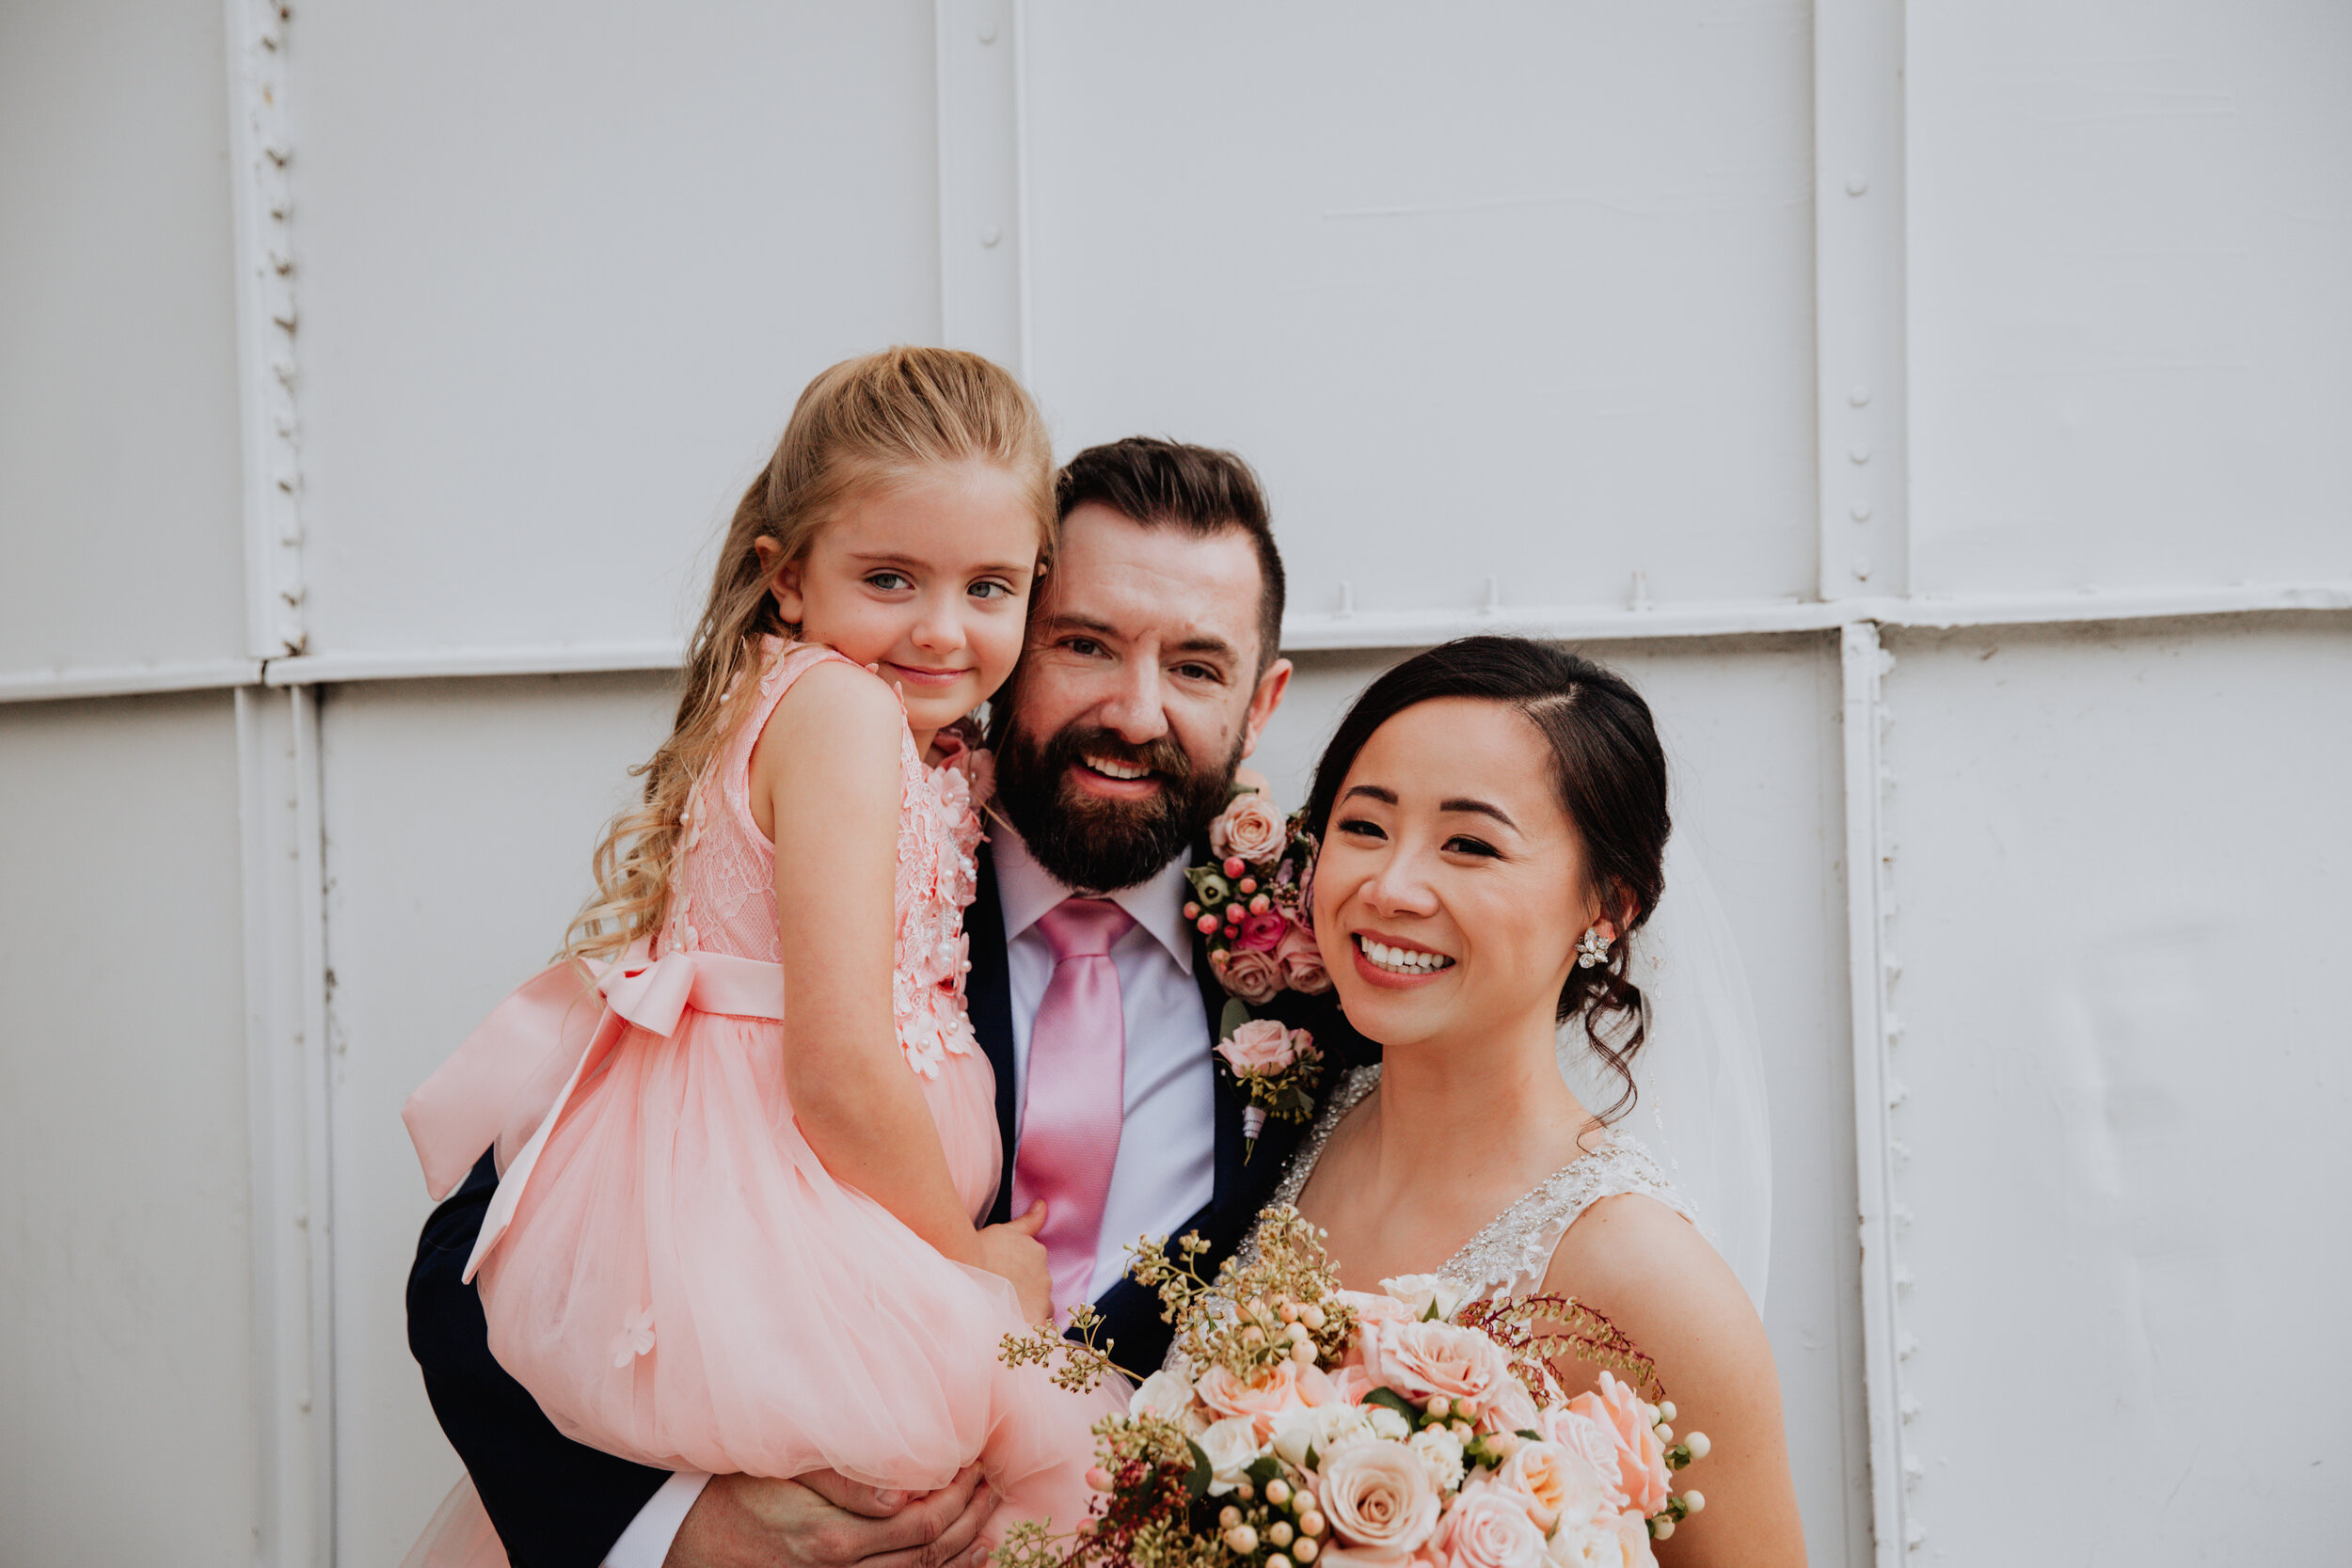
[563,346,1054,963]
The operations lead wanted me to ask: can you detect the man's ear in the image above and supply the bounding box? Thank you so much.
[1236,657,1294,760]
[753,534,804,625]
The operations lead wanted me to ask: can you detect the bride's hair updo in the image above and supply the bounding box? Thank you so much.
[1304,635,1671,1120]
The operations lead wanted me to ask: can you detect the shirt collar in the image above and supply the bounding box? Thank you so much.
[993,824,1197,976]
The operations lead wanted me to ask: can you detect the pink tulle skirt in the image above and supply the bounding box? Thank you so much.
[414,1010,1120,1566]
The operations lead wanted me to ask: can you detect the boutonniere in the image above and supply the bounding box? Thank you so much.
[1185,778,1329,1005]
[1214,1005,1322,1162]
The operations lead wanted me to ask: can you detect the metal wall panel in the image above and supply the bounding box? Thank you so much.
[1271,640,1867,1568]
[1021,1,1821,623]
[0,0,247,676]
[1907,2,2352,595]
[0,693,258,1563]
[290,1,943,661]
[316,673,677,1559]
[1873,616,2352,1560]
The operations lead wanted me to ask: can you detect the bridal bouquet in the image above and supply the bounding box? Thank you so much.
[997,1212,1708,1568]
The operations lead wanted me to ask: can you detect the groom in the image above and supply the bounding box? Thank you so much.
[407,437,1359,1568]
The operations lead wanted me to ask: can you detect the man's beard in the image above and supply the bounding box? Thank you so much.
[992,718,1243,894]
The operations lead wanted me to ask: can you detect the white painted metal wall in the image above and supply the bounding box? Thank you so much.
[3,3,2344,1565]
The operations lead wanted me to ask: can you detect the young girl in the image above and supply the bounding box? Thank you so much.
[403,347,1119,1559]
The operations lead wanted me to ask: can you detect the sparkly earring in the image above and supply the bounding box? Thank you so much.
[1576,927,1612,969]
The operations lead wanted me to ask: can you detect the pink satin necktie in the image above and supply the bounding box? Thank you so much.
[1011,897,1135,1321]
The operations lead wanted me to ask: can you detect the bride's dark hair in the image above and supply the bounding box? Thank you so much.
[1304,636,1670,1121]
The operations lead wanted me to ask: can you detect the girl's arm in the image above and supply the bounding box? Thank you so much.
[753,660,1049,1317]
[1542,1196,1806,1567]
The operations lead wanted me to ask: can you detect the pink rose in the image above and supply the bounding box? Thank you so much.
[1234,909,1291,952]
[1277,924,1332,994]
[1361,1320,1519,1411]
[1195,1357,1305,1436]
[1218,1018,1304,1076]
[1216,946,1283,1004]
[1565,1374,1668,1517]
[1435,1486,1548,1568]
[1210,792,1287,863]
[1317,1439,1442,1558]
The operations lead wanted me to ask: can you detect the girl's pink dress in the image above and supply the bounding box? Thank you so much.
[401,640,1118,1565]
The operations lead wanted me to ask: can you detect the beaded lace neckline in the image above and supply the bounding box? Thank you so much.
[1251,1063,1696,1301]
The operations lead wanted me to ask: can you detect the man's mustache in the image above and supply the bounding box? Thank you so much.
[1055,727,1196,782]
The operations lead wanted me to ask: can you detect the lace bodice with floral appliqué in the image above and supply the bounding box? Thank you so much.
[656,638,982,1078]
[1241,1063,1699,1303]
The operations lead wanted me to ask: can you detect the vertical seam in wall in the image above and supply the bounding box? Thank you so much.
[1841,622,1910,1562]
[226,0,307,660]
[290,686,339,1563]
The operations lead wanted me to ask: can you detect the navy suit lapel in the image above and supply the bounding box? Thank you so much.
[968,840,1020,1226]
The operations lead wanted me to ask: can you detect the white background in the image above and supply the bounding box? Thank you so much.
[2,3,2345,1564]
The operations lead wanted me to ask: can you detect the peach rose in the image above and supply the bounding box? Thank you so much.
[1211,791,1288,863]
[1327,1363,1377,1404]
[1435,1485,1548,1568]
[1565,1374,1668,1517]
[1543,1511,1655,1568]
[1360,1320,1519,1411]
[1217,1018,1303,1076]
[1317,1439,1442,1558]
[1195,1357,1305,1435]
[1495,1441,1613,1532]
[1539,1410,1623,1498]
[1216,946,1284,1004]
[1335,1288,1420,1328]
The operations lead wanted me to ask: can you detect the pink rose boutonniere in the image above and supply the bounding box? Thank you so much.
[1189,784,1321,1001]
[1216,1017,1323,1161]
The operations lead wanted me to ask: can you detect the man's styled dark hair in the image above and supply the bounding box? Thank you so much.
[1055,436,1287,671]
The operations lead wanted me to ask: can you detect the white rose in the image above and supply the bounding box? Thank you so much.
[1380,1274,1466,1323]
[1407,1425,1467,1491]
[1366,1405,1413,1441]
[1129,1368,1202,1429]
[1272,1402,1372,1467]
[1197,1415,1265,1496]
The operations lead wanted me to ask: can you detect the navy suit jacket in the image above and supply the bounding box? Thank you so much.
[406,838,1364,1568]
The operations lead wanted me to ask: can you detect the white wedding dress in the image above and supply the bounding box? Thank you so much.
[1232,1062,1702,1306]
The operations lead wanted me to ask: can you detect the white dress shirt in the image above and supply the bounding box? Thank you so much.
[608,830,1216,1565]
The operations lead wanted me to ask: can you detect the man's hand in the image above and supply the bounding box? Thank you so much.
[666,1466,998,1568]
[966,1201,1053,1324]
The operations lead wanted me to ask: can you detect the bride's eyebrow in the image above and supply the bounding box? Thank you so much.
[1439,797,1518,830]
[1340,784,1396,806]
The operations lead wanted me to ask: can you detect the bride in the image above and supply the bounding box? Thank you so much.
[1250,635,1804,1565]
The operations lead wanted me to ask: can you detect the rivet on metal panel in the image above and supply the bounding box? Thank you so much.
[297,1393,311,1412]
[1852,557,1872,582]
[978,23,998,43]
[1851,503,1871,523]
[979,224,1002,248]
[1899,1396,1919,1422]
[1848,385,1871,407]
[1901,1452,1923,1481]
[1849,444,1870,465]
[1890,1137,1910,1164]
[1894,1204,1913,1231]
[1898,1332,1917,1361]
[1886,1078,1908,1108]
[1905,1521,1927,1549]
[293,1207,308,1228]
[1894,1266,1914,1292]
[1844,174,1868,197]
